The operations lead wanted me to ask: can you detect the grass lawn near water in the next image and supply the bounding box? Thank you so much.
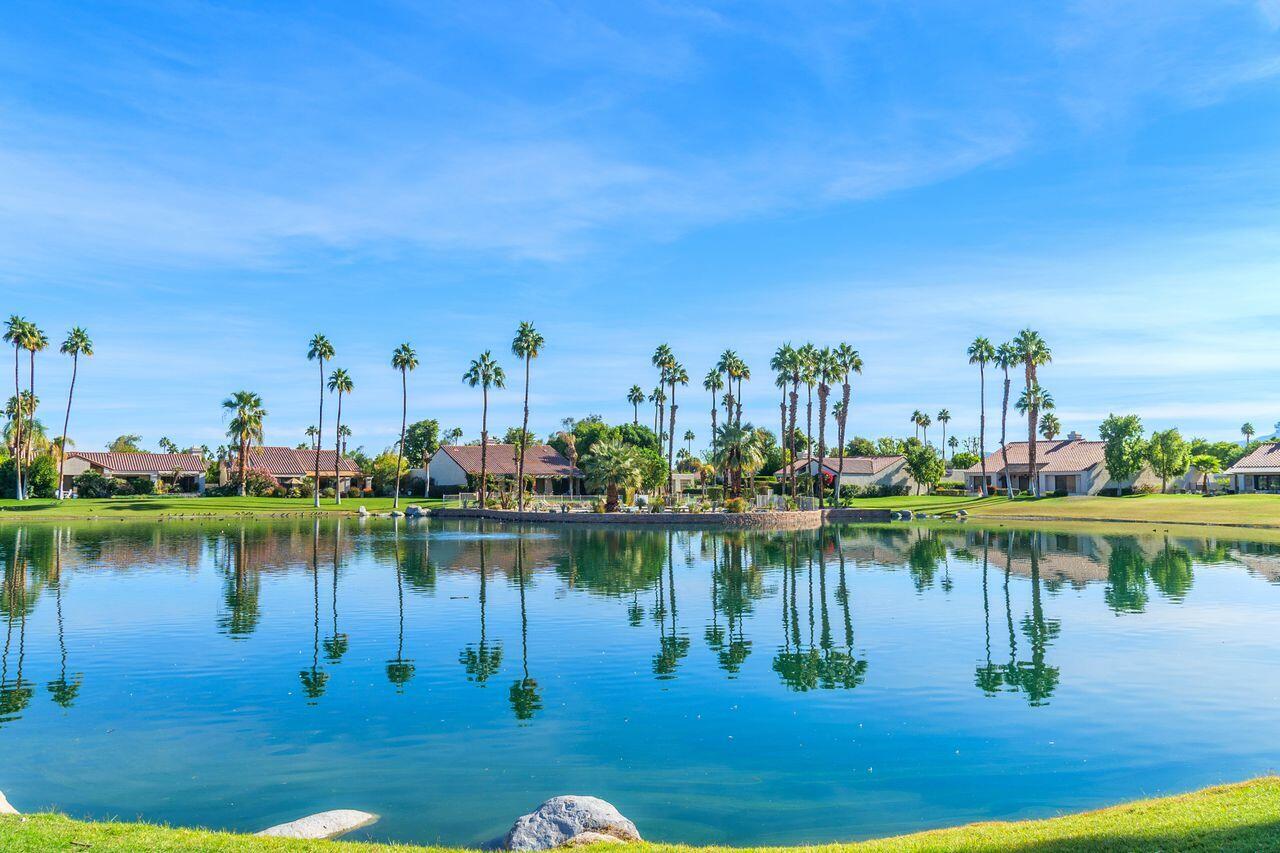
[0,495,442,520]
[2,777,1278,852]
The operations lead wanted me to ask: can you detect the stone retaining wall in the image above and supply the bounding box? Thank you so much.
[430,507,893,529]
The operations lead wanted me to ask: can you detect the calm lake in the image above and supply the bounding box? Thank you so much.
[1,518,1279,846]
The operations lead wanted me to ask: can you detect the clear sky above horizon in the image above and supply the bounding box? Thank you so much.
[3,1,1279,456]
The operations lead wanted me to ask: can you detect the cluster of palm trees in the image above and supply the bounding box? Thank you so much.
[767,343,861,508]
[967,329,1053,498]
[3,316,93,501]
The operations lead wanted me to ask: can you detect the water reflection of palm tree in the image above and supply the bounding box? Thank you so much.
[46,533,81,708]
[386,519,415,692]
[460,533,502,683]
[1,530,34,725]
[774,532,865,691]
[974,531,1004,695]
[509,539,542,720]
[1012,545,1060,705]
[299,520,328,703]
[219,526,261,638]
[324,521,349,664]
[652,531,690,679]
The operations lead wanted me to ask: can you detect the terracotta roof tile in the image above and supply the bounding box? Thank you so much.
[71,452,205,474]
[1226,442,1280,472]
[241,446,361,476]
[436,444,582,477]
[774,455,904,476]
[964,440,1107,475]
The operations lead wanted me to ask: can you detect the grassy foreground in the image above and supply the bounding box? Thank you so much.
[845,493,1280,528]
[2,777,1279,851]
[0,496,443,520]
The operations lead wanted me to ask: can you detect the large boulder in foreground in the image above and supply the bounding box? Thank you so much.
[256,809,377,839]
[505,796,640,850]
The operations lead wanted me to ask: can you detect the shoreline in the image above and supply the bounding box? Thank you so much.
[2,776,1277,851]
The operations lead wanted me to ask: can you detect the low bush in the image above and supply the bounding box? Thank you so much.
[321,487,336,499]
[1134,483,1159,495]
[345,487,362,500]
[73,471,118,498]
[724,496,748,513]
[130,477,156,496]
[25,455,58,498]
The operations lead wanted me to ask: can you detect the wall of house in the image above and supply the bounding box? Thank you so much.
[427,451,468,488]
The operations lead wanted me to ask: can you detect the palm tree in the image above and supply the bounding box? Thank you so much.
[511,322,545,512]
[731,355,750,426]
[1013,329,1052,497]
[391,343,418,509]
[222,391,266,496]
[948,435,959,460]
[715,350,737,429]
[785,346,802,499]
[1242,422,1256,447]
[582,437,642,511]
[56,328,92,499]
[683,430,695,454]
[666,361,689,497]
[713,421,765,498]
[910,409,923,440]
[305,425,319,449]
[1039,413,1061,441]
[967,337,996,497]
[21,323,47,496]
[327,368,354,504]
[338,424,351,456]
[919,413,932,447]
[815,347,839,508]
[770,344,794,495]
[649,386,666,440]
[3,316,30,498]
[703,369,724,474]
[996,342,1018,500]
[797,344,818,497]
[463,352,505,508]
[833,343,862,498]
[627,385,645,425]
[937,409,951,460]
[307,334,335,508]
[444,427,463,446]
[1016,385,1054,446]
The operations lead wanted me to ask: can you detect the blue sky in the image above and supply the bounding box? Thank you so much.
[3,0,1279,455]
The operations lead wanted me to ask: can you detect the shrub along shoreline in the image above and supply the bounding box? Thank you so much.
[2,777,1278,851]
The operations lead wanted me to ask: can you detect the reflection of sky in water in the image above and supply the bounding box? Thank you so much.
[1,519,1279,846]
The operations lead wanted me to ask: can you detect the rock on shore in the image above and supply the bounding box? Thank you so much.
[0,790,18,815]
[504,796,640,851]
[256,809,377,839]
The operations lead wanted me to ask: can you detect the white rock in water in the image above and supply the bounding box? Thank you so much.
[256,809,378,839]
[405,505,424,517]
[357,506,369,516]
[505,796,640,851]
[0,790,18,815]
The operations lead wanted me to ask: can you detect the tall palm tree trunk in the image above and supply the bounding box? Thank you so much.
[788,383,799,500]
[736,377,743,426]
[517,355,531,512]
[1000,368,1013,501]
[805,384,814,499]
[778,389,786,500]
[836,379,850,503]
[479,387,489,507]
[667,382,677,498]
[633,401,638,425]
[57,352,79,499]
[394,368,407,509]
[334,391,344,504]
[238,434,248,497]
[817,384,829,509]
[1026,362,1039,497]
[314,359,324,508]
[26,350,36,472]
[11,343,22,499]
[978,364,988,497]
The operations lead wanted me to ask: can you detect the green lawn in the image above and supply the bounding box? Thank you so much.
[0,496,442,520]
[2,777,1278,851]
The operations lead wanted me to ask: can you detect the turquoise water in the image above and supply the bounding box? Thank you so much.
[2,518,1279,846]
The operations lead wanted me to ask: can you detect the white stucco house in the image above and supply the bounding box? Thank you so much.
[1225,443,1280,493]
[773,455,915,493]
[61,451,207,494]
[964,435,1161,496]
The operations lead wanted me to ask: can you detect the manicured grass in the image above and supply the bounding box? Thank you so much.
[0,496,442,521]
[2,777,1278,851]
[968,493,1280,527]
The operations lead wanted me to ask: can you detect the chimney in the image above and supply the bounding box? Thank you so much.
[1067,431,1083,441]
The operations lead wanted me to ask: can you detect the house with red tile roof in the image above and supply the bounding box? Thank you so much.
[61,451,207,494]
[222,446,365,492]
[964,434,1160,495]
[427,443,582,495]
[1225,443,1280,493]
[773,455,915,493]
